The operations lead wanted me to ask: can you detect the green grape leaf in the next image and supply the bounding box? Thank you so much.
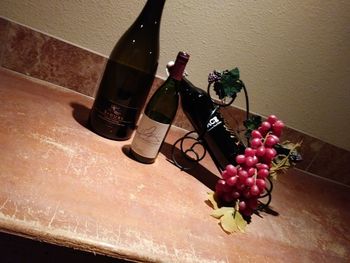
[211,207,234,219]
[280,141,295,149]
[220,68,242,96]
[208,193,248,233]
[244,115,262,131]
[207,192,219,210]
[279,141,303,163]
[220,210,247,233]
[244,115,262,140]
[272,140,303,176]
[273,154,289,165]
[235,211,247,232]
[269,169,278,180]
[213,82,226,100]
[220,210,238,233]
[270,153,292,180]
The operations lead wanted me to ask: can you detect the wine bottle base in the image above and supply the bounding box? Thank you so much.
[90,126,132,141]
[129,148,156,164]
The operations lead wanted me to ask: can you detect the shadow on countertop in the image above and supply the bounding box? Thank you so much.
[70,102,91,130]
[70,101,219,191]
[160,142,219,192]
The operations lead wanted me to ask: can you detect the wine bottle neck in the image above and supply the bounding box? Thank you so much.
[136,0,166,25]
[169,65,186,81]
[169,52,190,81]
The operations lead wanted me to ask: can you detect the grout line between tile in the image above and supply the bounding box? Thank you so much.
[0,19,11,67]
[294,167,350,189]
[304,141,326,172]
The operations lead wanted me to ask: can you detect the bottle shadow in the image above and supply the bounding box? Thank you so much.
[69,101,218,191]
[160,142,219,192]
[70,102,92,130]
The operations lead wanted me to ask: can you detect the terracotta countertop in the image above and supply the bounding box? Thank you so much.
[0,68,349,262]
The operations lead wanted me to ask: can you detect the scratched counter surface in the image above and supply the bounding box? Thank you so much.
[0,68,349,262]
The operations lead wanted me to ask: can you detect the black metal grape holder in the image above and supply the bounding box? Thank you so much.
[168,79,273,211]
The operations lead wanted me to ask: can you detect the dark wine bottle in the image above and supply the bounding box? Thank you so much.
[130,52,190,164]
[90,0,166,140]
[178,78,244,171]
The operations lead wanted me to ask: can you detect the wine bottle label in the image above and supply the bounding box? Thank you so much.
[131,115,169,159]
[95,100,137,127]
[207,116,222,132]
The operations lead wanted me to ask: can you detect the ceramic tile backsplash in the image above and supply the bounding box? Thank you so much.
[307,143,350,186]
[1,19,106,97]
[0,17,9,64]
[1,17,349,187]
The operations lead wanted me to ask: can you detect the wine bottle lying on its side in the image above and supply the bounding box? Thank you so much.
[178,78,244,171]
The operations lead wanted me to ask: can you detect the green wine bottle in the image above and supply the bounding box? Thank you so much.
[90,0,166,140]
[130,51,190,163]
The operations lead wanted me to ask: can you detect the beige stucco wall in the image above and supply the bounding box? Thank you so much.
[1,0,350,150]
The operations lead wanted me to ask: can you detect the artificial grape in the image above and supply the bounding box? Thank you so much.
[232,191,240,199]
[245,147,256,157]
[256,178,267,189]
[236,154,246,164]
[260,121,272,132]
[239,201,247,211]
[265,147,277,160]
[256,163,269,170]
[270,134,280,143]
[258,126,267,136]
[227,176,238,186]
[263,156,273,165]
[257,168,269,179]
[223,192,234,202]
[272,120,284,134]
[251,129,262,139]
[216,179,229,193]
[238,170,249,182]
[250,185,260,196]
[267,115,278,125]
[250,137,262,149]
[255,146,266,157]
[245,177,255,187]
[242,207,253,216]
[236,183,246,191]
[225,164,238,177]
[243,189,252,198]
[252,156,258,165]
[265,135,278,147]
[245,156,256,167]
[208,70,222,83]
[248,198,258,210]
[248,167,256,176]
[221,170,230,180]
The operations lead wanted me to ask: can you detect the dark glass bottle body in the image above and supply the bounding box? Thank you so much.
[131,52,190,163]
[90,0,166,140]
[179,78,244,171]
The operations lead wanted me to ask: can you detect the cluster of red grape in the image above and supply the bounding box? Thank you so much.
[215,115,285,217]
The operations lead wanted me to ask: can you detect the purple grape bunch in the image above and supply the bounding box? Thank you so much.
[208,70,222,84]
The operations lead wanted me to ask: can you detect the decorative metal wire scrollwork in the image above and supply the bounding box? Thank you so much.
[257,177,273,210]
[166,66,273,211]
[170,131,206,171]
